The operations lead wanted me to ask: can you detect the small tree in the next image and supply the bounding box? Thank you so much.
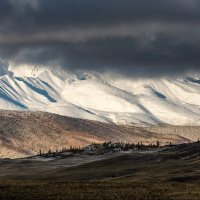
[156,140,160,148]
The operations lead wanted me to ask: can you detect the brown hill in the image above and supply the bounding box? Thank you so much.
[0,110,188,158]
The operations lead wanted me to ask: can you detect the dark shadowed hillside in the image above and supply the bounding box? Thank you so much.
[0,142,200,200]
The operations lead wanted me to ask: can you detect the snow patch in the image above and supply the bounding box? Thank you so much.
[0,66,199,126]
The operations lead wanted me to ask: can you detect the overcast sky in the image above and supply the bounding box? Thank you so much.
[0,0,200,76]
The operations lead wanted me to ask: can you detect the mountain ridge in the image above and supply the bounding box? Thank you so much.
[0,65,200,126]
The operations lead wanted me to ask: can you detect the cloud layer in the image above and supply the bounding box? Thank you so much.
[0,0,200,76]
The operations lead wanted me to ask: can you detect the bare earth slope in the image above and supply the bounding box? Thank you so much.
[0,110,188,158]
[144,125,200,142]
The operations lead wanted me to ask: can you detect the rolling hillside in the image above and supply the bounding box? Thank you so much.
[0,111,188,158]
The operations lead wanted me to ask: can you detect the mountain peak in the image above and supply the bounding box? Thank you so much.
[8,64,47,78]
[0,65,200,127]
[0,60,10,76]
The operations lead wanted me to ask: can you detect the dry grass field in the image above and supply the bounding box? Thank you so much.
[0,142,199,199]
[0,181,200,200]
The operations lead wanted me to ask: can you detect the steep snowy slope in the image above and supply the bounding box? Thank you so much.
[0,65,200,127]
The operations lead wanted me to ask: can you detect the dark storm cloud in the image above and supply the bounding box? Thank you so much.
[0,0,200,76]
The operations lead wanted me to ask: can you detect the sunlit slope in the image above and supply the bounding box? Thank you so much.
[0,67,200,126]
[0,110,188,158]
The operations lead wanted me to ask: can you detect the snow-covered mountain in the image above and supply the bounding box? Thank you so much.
[0,64,200,126]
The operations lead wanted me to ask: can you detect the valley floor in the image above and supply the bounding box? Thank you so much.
[0,181,199,200]
[0,142,199,199]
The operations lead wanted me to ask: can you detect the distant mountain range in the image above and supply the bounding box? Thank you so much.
[0,65,200,126]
